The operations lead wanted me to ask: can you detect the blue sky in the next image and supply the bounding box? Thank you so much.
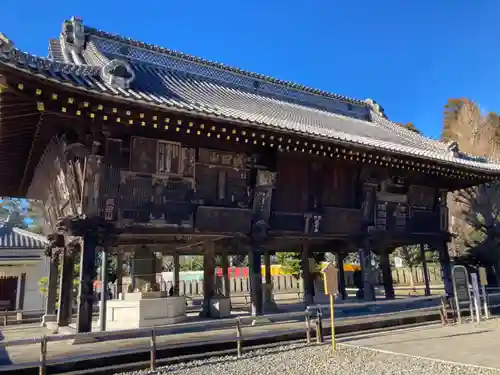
[2,0,499,139]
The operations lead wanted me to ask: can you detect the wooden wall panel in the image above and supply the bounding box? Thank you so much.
[322,163,356,208]
[274,156,309,212]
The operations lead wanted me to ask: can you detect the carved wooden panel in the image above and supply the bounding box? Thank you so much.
[253,186,273,223]
[130,137,157,174]
[28,136,85,230]
[322,207,362,234]
[158,141,182,174]
[375,201,408,231]
[120,175,152,222]
[256,170,277,187]
[198,148,248,168]
[99,138,122,221]
[195,164,249,207]
[99,164,121,221]
[181,147,196,178]
[82,154,103,216]
[45,184,58,229]
[409,186,436,210]
[119,172,194,227]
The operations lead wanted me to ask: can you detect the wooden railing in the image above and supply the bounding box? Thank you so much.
[409,210,440,233]
[195,206,253,233]
[322,207,363,235]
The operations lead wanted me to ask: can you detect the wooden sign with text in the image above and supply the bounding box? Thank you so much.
[321,263,338,296]
[478,267,488,286]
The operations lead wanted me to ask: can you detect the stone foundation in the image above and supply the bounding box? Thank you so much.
[105,291,187,330]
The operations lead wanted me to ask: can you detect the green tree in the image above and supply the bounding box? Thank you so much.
[395,245,421,291]
[275,252,325,278]
[401,122,420,134]
[441,98,467,141]
[276,252,301,277]
[0,198,44,234]
[180,256,204,271]
[454,182,500,283]
[38,256,81,306]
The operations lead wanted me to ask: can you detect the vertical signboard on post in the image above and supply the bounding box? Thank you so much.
[321,263,338,354]
[470,273,481,323]
[478,267,489,319]
[451,265,470,324]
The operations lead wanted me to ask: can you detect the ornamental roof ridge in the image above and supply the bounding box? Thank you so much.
[0,44,101,78]
[0,31,101,77]
[83,25,367,107]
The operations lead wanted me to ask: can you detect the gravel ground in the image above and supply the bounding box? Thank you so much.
[116,342,500,375]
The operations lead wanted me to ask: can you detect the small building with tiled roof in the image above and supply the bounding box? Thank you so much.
[0,223,49,312]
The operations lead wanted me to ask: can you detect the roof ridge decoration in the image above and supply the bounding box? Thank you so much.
[364,98,386,118]
[0,33,14,55]
[0,32,101,77]
[100,58,135,89]
[445,140,490,164]
[81,22,367,107]
[60,16,86,65]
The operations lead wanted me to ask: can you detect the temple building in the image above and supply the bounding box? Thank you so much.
[0,17,499,332]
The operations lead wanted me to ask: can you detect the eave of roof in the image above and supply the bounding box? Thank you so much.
[0,227,48,249]
[0,23,500,177]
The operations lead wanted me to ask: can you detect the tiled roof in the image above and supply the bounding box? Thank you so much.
[0,226,47,249]
[0,18,499,175]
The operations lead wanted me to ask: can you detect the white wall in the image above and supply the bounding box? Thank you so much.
[0,249,49,312]
[23,256,49,312]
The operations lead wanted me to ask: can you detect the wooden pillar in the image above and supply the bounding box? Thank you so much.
[76,232,97,333]
[173,253,180,296]
[200,242,215,317]
[221,252,230,298]
[150,252,158,290]
[249,248,263,316]
[264,251,272,286]
[335,252,346,300]
[301,243,315,306]
[57,252,74,327]
[438,240,453,297]
[263,251,277,312]
[420,244,431,296]
[17,273,26,311]
[99,249,108,332]
[77,151,101,333]
[43,259,58,325]
[379,250,395,299]
[115,251,123,296]
[359,241,375,301]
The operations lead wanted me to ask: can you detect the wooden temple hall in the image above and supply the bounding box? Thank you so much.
[1,16,500,333]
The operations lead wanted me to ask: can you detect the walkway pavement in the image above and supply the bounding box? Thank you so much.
[0,308,439,368]
[341,319,500,369]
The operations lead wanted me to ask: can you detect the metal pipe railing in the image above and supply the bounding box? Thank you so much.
[1,304,444,375]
